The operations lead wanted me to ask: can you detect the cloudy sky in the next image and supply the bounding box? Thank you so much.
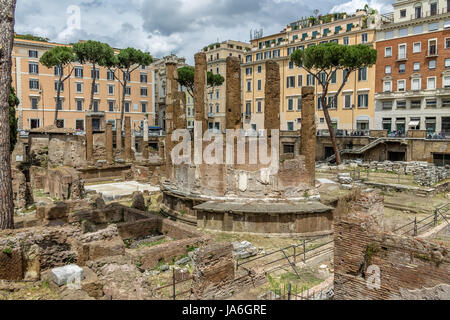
[14,0,393,64]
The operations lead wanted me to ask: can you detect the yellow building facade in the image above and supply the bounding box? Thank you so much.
[242,10,380,132]
[11,38,153,132]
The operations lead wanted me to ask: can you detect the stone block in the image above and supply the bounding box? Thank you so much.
[0,248,23,281]
[50,264,85,287]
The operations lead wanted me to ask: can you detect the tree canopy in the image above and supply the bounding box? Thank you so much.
[72,40,115,66]
[291,43,377,164]
[177,66,225,97]
[40,46,75,69]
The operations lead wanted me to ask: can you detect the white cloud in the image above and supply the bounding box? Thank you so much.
[331,0,393,15]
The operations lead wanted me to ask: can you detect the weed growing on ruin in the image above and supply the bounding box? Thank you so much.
[364,243,380,266]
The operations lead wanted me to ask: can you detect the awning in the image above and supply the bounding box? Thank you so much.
[409,121,420,127]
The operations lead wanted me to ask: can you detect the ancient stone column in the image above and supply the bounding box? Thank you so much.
[165,62,178,173]
[194,52,208,133]
[106,122,113,164]
[124,116,132,161]
[301,86,316,187]
[174,92,187,130]
[85,115,93,162]
[116,118,122,158]
[264,61,280,132]
[143,119,149,160]
[226,57,242,130]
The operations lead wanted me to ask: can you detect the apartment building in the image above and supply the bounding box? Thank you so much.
[242,10,380,132]
[185,89,194,129]
[152,54,186,131]
[11,38,154,132]
[202,40,251,131]
[374,0,450,136]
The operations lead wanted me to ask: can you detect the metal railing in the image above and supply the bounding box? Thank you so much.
[393,203,449,237]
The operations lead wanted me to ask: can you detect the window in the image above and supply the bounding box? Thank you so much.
[140,74,147,83]
[385,47,392,57]
[125,86,131,95]
[444,76,450,88]
[246,55,252,63]
[443,99,450,107]
[328,96,337,109]
[56,99,63,110]
[273,49,280,58]
[256,53,262,61]
[427,77,436,90]
[29,119,40,129]
[344,95,352,109]
[75,120,84,131]
[246,67,252,76]
[55,120,64,129]
[29,79,39,90]
[123,72,130,81]
[140,87,148,96]
[76,82,83,93]
[429,22,438,31]
[397,100,406,109]
[446,38,450,48]
[287,47,295,55]
[358,93,369,108]
[343,69,349,82]
[307,74,315,86]
[29,50,38,58]
[29,63,39,74]
[428,39,437,55]
[91,68,99,79]
[412,78,421,90]
[413,42,421,53]
[411,100,421,108]
[319,72,326,85]
[216,90,219,99]
[287,98,294,111]
[257,100,262,113]
[105,84,113,95]
[398,80,406,92]
[257,66,262,73]
[107,101,114,112]
[125,102,130,113]
[107,70,115,81]
[75,67,83,78]
[385,65,391,74]
[317,97,322,110]
[287,76,295,88]
[400,9,406,18]
[415,4,422,19]
[426,99,437,108]
[330,71,336,84]
[141,103,147,113]
[287,122,294,131]
[413,25,423,34]
[398,44,406,59]
[383,81,392,92]
[358,67,367,81]
[54,66,63,76]
[54,81,64,92]
[357,121,369,131]
[399,63,406,73]
[430,2,437,16]
[93,100,99,112]
[429,60,436,69]
[257,79,262,91]
[343,37,349,45]
[446,59,450,68]
[413,62,420,72]
[399,28,408,37]
[382,101,393,110]
[283,144,295,154]
[361,33,368,44]
[297,98,302,110]
[289,61,294,69]
[264,51,271,60]
[298,75,303,87]
[76,100,83,111]
[93,83,99,94]
[247,81,252,92]
[426,117,436,133]
[245,101,251,115]
[31,98,38,110]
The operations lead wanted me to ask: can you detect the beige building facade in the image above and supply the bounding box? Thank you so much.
[11,38,156,133]
[242,10,381,133]
[202,40,251,131]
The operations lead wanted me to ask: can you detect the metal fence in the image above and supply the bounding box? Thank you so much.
[393,203,450,236]
[151,269,193,300]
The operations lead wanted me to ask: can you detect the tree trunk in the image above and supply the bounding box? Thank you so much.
[322,103,342,165]
[54,66,63,125]
[0,0,17,229]
[120,71,128,131]
[89,63,96,111]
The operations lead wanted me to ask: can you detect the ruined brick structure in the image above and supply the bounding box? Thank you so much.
[334,190,450,300]
[301,87,316,187]
[264,60,280,131]
[226,57,242,130]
